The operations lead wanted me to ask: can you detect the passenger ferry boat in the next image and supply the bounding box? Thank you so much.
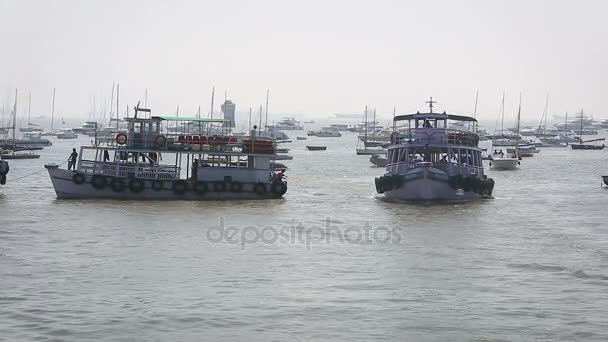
[45,106,288,200]
[375,99,494,201]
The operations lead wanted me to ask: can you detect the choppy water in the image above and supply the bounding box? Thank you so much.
[1,132,608,341]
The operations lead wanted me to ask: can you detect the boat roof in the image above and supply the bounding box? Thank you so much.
[394,112,477,123]
[156,116,230,123]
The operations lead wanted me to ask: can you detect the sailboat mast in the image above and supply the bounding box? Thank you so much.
[364,106,368,143]
[500,92,505,135]
[13,89,17,143]
[28,91,32,127]
[372,108,376,142]
[210,86,215,120]
[50,88,56,133]
[248,107,252,133]
[473,90,479,119]
[543,93,549,135]
[258,105,262,135]
[116,84,120,130]
[392,106,396,132]
[264,89,269,130]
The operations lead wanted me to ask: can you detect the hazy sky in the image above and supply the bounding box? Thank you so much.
[1,0,606,124]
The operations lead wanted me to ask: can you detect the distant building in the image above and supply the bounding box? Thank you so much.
[221,100,236,128]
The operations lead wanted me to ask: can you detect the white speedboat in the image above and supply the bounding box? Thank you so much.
[45,106,288,200]
[375,98,495,201]
[488,152,520,170]
[56,129,78,139]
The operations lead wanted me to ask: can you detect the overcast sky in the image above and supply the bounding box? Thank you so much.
[1,0,606,124]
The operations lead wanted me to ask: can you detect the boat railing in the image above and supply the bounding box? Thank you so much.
[79,160,180,180]
[394,129,479,147]
[386,161,484,178]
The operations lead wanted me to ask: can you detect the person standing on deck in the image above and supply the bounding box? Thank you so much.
[191,159,199,181]
[68,148,78,171]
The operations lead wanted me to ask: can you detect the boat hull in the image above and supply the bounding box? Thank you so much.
[45,166,285,200]
[571,144,605,150]
[489,158,519,170]
[381,168,484,201]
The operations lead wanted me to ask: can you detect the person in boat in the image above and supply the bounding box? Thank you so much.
[148,152,157,165]
[103,150,110,162]
[68,148,78,171]
[191,159,199,181]
[273,169,286,183]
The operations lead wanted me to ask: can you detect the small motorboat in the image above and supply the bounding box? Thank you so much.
[369,154,387,167]
[296,137,307,140]
[306,146,327,151]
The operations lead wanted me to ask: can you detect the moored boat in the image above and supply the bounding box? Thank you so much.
[375,98,494,201]
[45,106,288,200]
[306,145,327,151]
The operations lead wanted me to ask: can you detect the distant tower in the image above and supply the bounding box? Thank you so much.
[221,99,236,128]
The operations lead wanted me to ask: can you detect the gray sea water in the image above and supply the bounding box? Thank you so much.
[1,132,608,341]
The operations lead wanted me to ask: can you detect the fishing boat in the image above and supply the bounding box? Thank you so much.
[306,145,327,151]
[0,155,8,185]
[45,106,288,200]
[375,98,494,201]
[56,128,78,139]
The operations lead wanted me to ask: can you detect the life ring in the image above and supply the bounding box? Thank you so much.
[129,179,145,193]
[151,180,164,191]
[253,182,266,195]
[213,182,226,192]
[72,173,86,185]
[271,182,287,196]
[153,135,167,149]
[110,178,126,192]
[230,182,243,193]
[0,162,8,175]
[172,180,188,195]
[116,133,128,145]
[193,182,208,195]
[90,174,107,190]
[0,174,6,185]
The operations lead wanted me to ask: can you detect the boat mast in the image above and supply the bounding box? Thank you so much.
[392,106,396,132]
[248,107,252,133]
[27,91,32,127]
[264,89,269,130]
[372,108,376,142]
[258,105,262,136]
[364,106,368,144]
[543,93,549,135]
[13,89,17,144]
[473,90,479,119]
[50,88,56,133]
[564,112,568,131]
[515,93,521,150]
[209,86,215,120]
[116,84,120,130]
